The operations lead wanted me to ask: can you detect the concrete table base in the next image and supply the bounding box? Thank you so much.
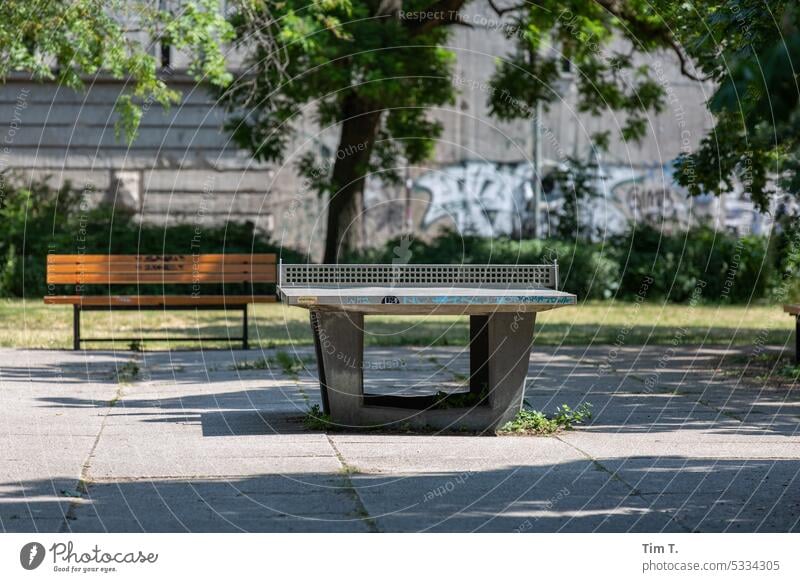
[310,310,536,432]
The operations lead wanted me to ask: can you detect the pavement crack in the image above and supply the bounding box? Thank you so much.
[325,435,379,532]
[556,435,694,533]
[59,375,128,532]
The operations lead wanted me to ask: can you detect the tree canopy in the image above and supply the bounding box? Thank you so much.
[4,0,798,257]
[670,1,799,219]
[222,0,706,260]
[0,0,233,141]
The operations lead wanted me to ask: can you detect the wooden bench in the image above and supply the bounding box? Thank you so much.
[785,304,800,364]
[44,254,277,350]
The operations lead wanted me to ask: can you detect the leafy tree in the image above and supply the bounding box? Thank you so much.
[0,0,234,141]
[670,1,799,218]
[222,1,700,262]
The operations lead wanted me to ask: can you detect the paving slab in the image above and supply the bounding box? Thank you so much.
[1,345,798,532]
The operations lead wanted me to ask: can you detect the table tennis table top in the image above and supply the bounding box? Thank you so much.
[278,263,576,315]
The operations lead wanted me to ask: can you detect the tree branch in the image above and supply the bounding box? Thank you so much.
[592,0,710,82]
[487,0,527,17]
[665,37,709,82]
[404,0,469,36]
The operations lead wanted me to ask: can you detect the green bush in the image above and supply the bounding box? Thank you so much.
[767,222,800,303]
[0,177,791,304]
[351,231,620,300]
[610,225,770,303]
[350,226,777,303]
[0,176,303,298]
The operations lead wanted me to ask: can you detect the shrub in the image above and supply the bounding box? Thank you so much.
[349,225,779,303]
[0,175,304,298]
[610,225,770,303]
[351,231,620,300]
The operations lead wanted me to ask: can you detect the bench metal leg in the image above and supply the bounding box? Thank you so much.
[796,315,799,365]
[242,305,249,350]
[73,305,81,351]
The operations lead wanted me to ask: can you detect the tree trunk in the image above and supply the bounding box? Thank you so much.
[323,93,382,263]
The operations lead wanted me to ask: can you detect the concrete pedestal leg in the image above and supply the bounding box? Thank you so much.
[484,311,536,425]
[310,310,364,424]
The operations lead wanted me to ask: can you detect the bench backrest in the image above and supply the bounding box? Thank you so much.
[47,254,277,286]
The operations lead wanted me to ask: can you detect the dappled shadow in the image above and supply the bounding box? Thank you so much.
[6,345,799,437]
[1,456,797,533]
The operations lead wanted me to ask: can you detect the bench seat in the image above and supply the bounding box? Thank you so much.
[45,253,278,349]
[44,295,277,307]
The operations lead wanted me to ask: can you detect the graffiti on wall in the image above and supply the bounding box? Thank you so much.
[412,161,534,235]
[366,160,774,238]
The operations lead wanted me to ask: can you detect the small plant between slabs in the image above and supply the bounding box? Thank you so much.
[498,402,593,435]
[115,360,140,383]
[302,404,334,431]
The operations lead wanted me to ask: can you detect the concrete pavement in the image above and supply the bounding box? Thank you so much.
[1,345,798,532]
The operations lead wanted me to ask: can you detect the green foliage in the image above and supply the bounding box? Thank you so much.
[0,176,303,298]
[548,157,603,240]
[0,0,233,142]
[489,1,668,145]
[349,226,779,304]
[271,351,312,378]
[302,404,334,431]
[115,360,140,383]
[498,402,593,435]
[668,1,800,213]
[220,1,688,260]
[221,1,454,180]
[611,225,770,303]
[768,223,800,303]
[351,230,620,300]
[231,351,312,378]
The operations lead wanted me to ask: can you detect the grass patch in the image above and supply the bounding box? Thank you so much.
[724,351,800,388]
[231,357,271,371]
[301,401,594,436]
[778,363,800,380]
[271,351,313,378]
[3,300,796,350]
[231,350,313,379]
[497,402,593,435]
[302,404,334,431]
[431,385,488,409]
[114,360,140,383]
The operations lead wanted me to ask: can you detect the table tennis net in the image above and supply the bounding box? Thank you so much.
[279,263,558,289]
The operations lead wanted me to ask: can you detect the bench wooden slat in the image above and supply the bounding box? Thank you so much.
[46,264,277,274]
[784,304,800,315]
[47,271,276,284]
[46,253,278,285]
[47,253,276,264]
[44,295,277,306]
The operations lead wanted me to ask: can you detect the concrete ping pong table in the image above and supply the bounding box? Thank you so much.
[278,263,576,431]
